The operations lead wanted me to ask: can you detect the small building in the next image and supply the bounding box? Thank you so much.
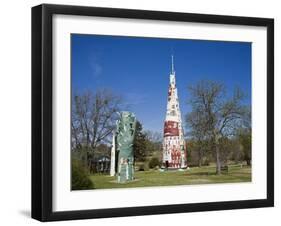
[88,155,111,173]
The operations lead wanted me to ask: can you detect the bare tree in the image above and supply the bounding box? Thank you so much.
[72,89,123,152]
[186,80,247,174]
[144,130,163,143]
[186,111,209,167]
[144,130,163,159]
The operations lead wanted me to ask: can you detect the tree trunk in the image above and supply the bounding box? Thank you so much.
[198,148,202,167]
[215,147,221,175]
[214,136,221,175]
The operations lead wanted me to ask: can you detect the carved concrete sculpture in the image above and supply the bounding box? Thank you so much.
[116,111,137,183]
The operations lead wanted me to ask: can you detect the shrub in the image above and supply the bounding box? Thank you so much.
[149,157,160,169]
[137,162,150,171]
[138,164,145,171]
[71,159,94,190]
[202,159,210,166]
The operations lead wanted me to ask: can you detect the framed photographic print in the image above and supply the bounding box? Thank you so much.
[32,4,274,221]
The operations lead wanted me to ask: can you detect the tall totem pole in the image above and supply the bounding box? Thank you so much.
[162,56,187,169]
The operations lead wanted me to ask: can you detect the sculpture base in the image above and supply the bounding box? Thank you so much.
[117,163,134,183]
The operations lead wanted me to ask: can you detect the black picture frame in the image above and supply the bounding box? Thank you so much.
[32,3,274,222]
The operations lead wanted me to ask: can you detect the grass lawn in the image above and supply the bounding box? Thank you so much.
[89,164,251,189]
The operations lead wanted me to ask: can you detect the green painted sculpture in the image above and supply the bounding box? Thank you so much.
[116,111,137,183]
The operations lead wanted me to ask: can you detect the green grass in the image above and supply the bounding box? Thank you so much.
[89,164,251,189]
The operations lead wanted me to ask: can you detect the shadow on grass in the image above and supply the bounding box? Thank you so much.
[183,172,217,176]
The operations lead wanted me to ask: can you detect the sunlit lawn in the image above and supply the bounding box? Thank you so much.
[89,164,251,189]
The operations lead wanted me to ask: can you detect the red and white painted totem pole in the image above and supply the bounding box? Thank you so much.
[162,56,187,169]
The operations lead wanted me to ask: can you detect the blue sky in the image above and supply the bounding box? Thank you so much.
[71,34,251,133]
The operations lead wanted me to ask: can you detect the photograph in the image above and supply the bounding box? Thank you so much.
[30,3,274,222]
[71,34,252,190]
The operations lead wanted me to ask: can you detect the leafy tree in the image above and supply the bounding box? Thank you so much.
[133,121,147,161]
